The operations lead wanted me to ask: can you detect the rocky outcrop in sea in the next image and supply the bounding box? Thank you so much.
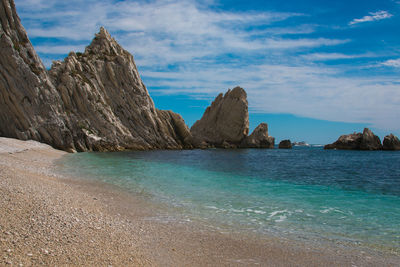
[324,128,383,150]
[190,87,274,148]
[240,123,275,149]
[383,134,400,151]
[279,140,292,149]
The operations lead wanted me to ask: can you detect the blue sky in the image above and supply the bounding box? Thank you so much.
[14,0,400,144]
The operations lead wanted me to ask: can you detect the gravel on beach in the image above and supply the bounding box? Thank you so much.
[1,137,399,266]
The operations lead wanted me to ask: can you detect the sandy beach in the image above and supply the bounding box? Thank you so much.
[0,137,399,266]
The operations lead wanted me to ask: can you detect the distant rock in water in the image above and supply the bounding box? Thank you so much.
[279,140,292,149]
[190,87,275,149]
[324,128,382,150]
[190,87,249,148]
[241,123,275,148]
[0,0,191,152]
[383,134,400,151]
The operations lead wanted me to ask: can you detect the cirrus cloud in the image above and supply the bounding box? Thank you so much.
[349,10,393,25]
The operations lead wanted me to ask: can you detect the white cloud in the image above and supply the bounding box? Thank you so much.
[142,64,400,131]
[302,53,375,61]
[381,58,400,67]
[349,11,393,25]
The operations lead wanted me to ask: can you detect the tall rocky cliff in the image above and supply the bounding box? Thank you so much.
[0,0,73,150]
[0,0,191,152]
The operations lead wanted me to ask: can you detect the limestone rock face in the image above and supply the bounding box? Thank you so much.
[241,123,274,148]
[279,140,292,149]
[190,87,249,147]
[0,0,74,151]
[49,27,191,151]
[383,134,400,151]
[324,128,382,150]
[0,0,191,152]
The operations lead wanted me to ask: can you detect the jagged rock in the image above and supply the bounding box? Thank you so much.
[49,27,191,151]
[279,140,292,149]
[383,134,400,151]
[241,123,274,148]
[324,128,382,150]
[360,128,382,150]
[190,87,249,148]
[0,0,192,152]
[0,0,74,151]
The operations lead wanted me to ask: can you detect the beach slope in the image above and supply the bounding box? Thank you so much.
[1,137,398,266]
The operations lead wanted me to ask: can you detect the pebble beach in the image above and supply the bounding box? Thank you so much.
[1,137,399,266]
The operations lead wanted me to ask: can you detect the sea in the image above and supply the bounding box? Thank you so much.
[56,146,400,254]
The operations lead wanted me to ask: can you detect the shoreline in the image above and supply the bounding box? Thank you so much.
[1,137,399,266]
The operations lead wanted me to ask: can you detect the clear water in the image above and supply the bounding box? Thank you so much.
[56,147,400,253]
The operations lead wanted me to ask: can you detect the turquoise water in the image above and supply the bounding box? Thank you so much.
[56,147,400,253]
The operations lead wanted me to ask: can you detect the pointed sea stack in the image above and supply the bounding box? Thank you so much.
[324,128,382,150]
[190,87,249,148]
[190,87,274,148]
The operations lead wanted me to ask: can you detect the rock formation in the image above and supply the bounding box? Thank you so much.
[324,128,382,150]
[0,0,191,152]
[383,134,400,151]
[279,140,292,149]
[190,87,274,148]
[0,0,276,152]
[240,123,274,148]
[49,27,191,151]
[190,87,249,148]
[0,0,74,151]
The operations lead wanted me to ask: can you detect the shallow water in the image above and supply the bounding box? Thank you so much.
[56,147,400,253]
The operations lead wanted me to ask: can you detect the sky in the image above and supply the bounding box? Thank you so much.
[14,0,400,144]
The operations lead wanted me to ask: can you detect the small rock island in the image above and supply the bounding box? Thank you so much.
[325,128,400,151]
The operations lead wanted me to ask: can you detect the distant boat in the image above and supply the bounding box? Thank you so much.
[292,141,311,147]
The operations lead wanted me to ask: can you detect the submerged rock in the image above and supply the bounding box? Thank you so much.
[190,87,249,148]
[324,128,382,150]
[383,134,400,151]
[241,123,275,148]
[279,140,292,149]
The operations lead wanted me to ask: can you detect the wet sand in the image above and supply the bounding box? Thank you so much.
[1,137,399,266]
